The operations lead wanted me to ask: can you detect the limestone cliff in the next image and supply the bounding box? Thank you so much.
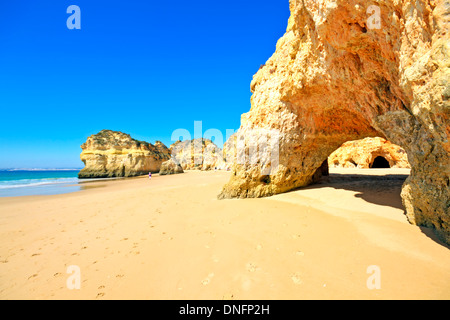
[219,0,449,243]
[79,130,170,178]
[170,139,228,170]
[329,137,410,168]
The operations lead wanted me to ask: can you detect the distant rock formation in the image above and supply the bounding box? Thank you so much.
[219,1,450,244]
[159,159,184,175]
[78,130,170,178]
[329,137,410,169]
[170,139,228,171]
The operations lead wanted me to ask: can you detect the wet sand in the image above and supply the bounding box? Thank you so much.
[0,169,449,300]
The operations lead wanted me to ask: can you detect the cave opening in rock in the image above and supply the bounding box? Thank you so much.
[370,156,391,169]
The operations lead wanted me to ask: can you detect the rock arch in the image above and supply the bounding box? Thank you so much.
[219,0,449,244]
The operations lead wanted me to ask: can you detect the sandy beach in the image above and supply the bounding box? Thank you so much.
[0,169,449,300]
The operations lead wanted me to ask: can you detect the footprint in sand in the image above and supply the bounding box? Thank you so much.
[291,273,302,285]
[98,285,105,289]
[201,273,214,285]
[31,253,41,257]
[28,274,38,280]
[246,263,258,273]
[96,292,105,298]
[116,274,124,278]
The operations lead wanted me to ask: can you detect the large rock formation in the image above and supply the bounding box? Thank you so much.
[170,139,228,171]
[329,137,410,168]
[79,130,170,178]
[219,0,449,243]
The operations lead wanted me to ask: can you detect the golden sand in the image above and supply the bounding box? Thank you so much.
[0,169,449,300]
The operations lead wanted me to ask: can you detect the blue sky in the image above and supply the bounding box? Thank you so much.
[0,0,290,169]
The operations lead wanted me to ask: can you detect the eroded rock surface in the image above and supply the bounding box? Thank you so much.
[159,159,184,175]
[219,0,449,243]
[170,139,228,170]
[79,130,170,178]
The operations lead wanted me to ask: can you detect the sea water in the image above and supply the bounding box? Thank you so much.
[0,169,82,197]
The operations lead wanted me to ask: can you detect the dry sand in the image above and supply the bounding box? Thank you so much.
[0,168,449,300]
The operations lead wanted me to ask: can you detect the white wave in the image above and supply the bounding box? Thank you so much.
[0,178,79,189]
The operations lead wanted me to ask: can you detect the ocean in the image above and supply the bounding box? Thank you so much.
[0,170,82,197]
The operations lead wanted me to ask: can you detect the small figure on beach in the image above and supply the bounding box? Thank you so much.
[149,172,152,179]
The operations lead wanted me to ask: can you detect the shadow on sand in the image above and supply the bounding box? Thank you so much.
[310,172,408,210]
[301,171,449,249]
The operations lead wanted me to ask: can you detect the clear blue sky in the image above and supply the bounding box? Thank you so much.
[0,0,290,169]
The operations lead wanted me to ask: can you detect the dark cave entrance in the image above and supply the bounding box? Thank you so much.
[370,156,391,169]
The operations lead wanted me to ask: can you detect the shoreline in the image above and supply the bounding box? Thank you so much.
[0,167,411,199]
[0,169,449,300]
[0,175,130,198]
